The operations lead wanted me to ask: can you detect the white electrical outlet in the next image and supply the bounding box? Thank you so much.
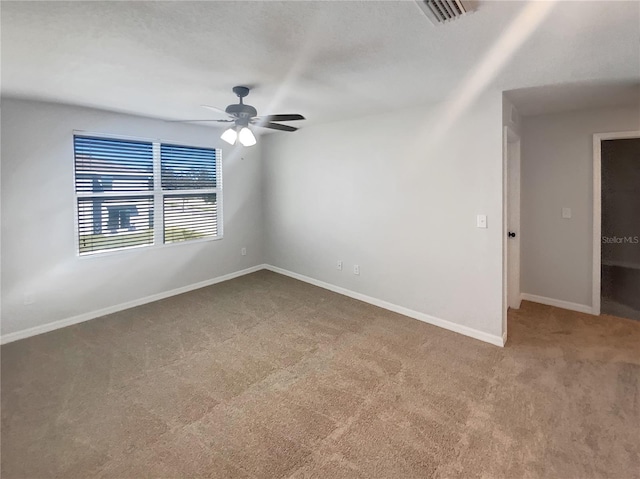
[353,265,360,275]
[476,215,487,228]
[337,260,343,271]
[241,247,247,256]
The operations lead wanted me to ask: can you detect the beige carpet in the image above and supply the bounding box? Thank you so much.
[2,270,639,478]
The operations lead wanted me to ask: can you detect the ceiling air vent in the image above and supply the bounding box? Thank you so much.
[415,0,474,25]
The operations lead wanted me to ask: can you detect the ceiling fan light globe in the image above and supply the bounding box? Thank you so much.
[238,127,257,147]
[221,127,238,145]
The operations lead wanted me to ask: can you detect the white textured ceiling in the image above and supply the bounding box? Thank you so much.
[2,1,639,125]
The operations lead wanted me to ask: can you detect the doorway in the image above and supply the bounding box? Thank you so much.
[503,125,521,339]
[593,132,640,320]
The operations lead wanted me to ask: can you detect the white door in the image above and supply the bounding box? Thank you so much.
[506,127,521,310]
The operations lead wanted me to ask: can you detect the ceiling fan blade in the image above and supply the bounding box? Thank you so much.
[201,105,234,118]
[165,119,235,123]
[254,122,298,132]
[254,114,305,122]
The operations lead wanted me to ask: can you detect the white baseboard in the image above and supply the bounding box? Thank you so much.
[0,264,267,345]
[2,263,507,348]
[264,265,505,347]
[520,293,594,315]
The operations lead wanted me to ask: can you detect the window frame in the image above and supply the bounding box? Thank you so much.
[73,130,223,257]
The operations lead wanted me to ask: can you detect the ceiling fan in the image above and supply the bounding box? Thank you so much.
[169,86,305,146]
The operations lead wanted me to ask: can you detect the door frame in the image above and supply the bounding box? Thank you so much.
[592,130,640,316]
[503,125,521,342]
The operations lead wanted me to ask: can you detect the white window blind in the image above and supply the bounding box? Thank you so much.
[160,144,220,244]
[163,194,218,243]
[74,135,221,255]
[161,144,217,190]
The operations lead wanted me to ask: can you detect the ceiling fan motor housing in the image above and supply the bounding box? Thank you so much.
[225,86,256,126]
[225,103,257,126]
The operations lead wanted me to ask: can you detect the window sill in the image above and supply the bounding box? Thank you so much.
[77,234,224,259]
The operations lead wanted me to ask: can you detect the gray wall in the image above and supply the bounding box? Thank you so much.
[520,106,640,307]
[263,92,505,340]
[1,99,265,336]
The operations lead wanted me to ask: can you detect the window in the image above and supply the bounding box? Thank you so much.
[74,134,221,255]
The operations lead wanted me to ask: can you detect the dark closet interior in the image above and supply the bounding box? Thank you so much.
[601,137,640,321]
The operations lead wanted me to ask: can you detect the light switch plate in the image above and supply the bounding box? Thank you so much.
[476,215,487,228]
[562,207,572,219]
